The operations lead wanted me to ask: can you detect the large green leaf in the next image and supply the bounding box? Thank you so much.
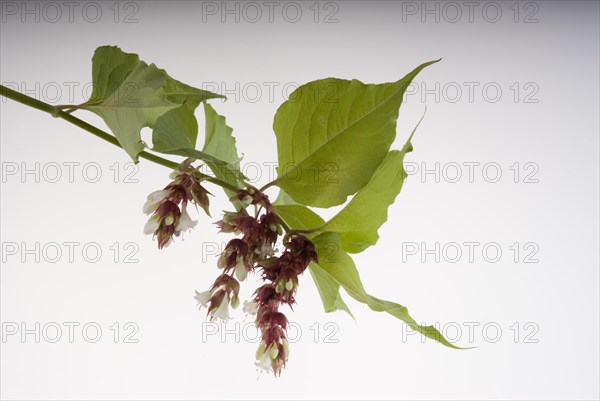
[85,56,174,160]
[201,103,245,201]
[321,150,407,253]
[271,60,439,207]
[273,204,324,231]
[276,203,459,347]
[311,232,462,349]
[273,189,298,206]
[82,46,223,161]
[202,102,241,165]
[320,114,423,253]
[273,204,352,317]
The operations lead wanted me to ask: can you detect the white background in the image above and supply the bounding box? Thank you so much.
[1,1,599,399]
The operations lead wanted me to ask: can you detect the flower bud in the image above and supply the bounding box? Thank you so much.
[269,344,279,359]
[191,183,211,217]
[255,341,267,360]
[230,295,240,309]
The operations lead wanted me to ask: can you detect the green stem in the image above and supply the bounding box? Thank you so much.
[1,86,323,238]
[259,180,277,193]
[0,85,238,192]
[54,104,86,111]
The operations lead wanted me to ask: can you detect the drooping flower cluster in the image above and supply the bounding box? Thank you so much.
[194,273,240,320]
[194,188,284,324]
[144,173,319,374]
[195,187,317,375]
[143,166,210,249]
[252,233,317,375]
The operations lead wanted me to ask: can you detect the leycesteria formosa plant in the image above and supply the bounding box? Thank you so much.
[0,46,464,376]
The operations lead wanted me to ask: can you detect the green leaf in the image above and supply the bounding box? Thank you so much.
[86,45,140,104]
[320,113,424,253]
[151,105,240,191]
[273,189,298,206]
[308,263,354,318]
[202,102,242,165]
[273,204,324,231]
[311,232,463,349]
[152,103,243,195]
[271,60,439,207]
[85,55,173,160]
[82,46,223,161]
[152,105,198,151]
[322,150,406,253]
[163,77,225,110]
[273,204,352,317]
[201,103,245,202]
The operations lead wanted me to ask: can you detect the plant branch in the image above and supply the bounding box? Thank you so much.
[0,85,238,192]
[259,180,277,193]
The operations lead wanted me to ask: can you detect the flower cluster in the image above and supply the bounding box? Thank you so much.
[143,167,210,249]
[194,274,240,320]
[252,233,317,375]
[145,172,319,375]
[194,187,317,375]
[194,188,283,322]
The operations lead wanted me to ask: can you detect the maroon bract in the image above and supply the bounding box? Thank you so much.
[143,168,210,249]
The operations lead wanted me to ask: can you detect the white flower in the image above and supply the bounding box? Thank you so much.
[176,205,197,232]
[234,258,248,281]
[143,215,160,235]
[194,289,212,309]
[143,190,171,214]
[243,300,258,315]
[255,342,272,372]
[212,295,231,320]
[257,242,274,259]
